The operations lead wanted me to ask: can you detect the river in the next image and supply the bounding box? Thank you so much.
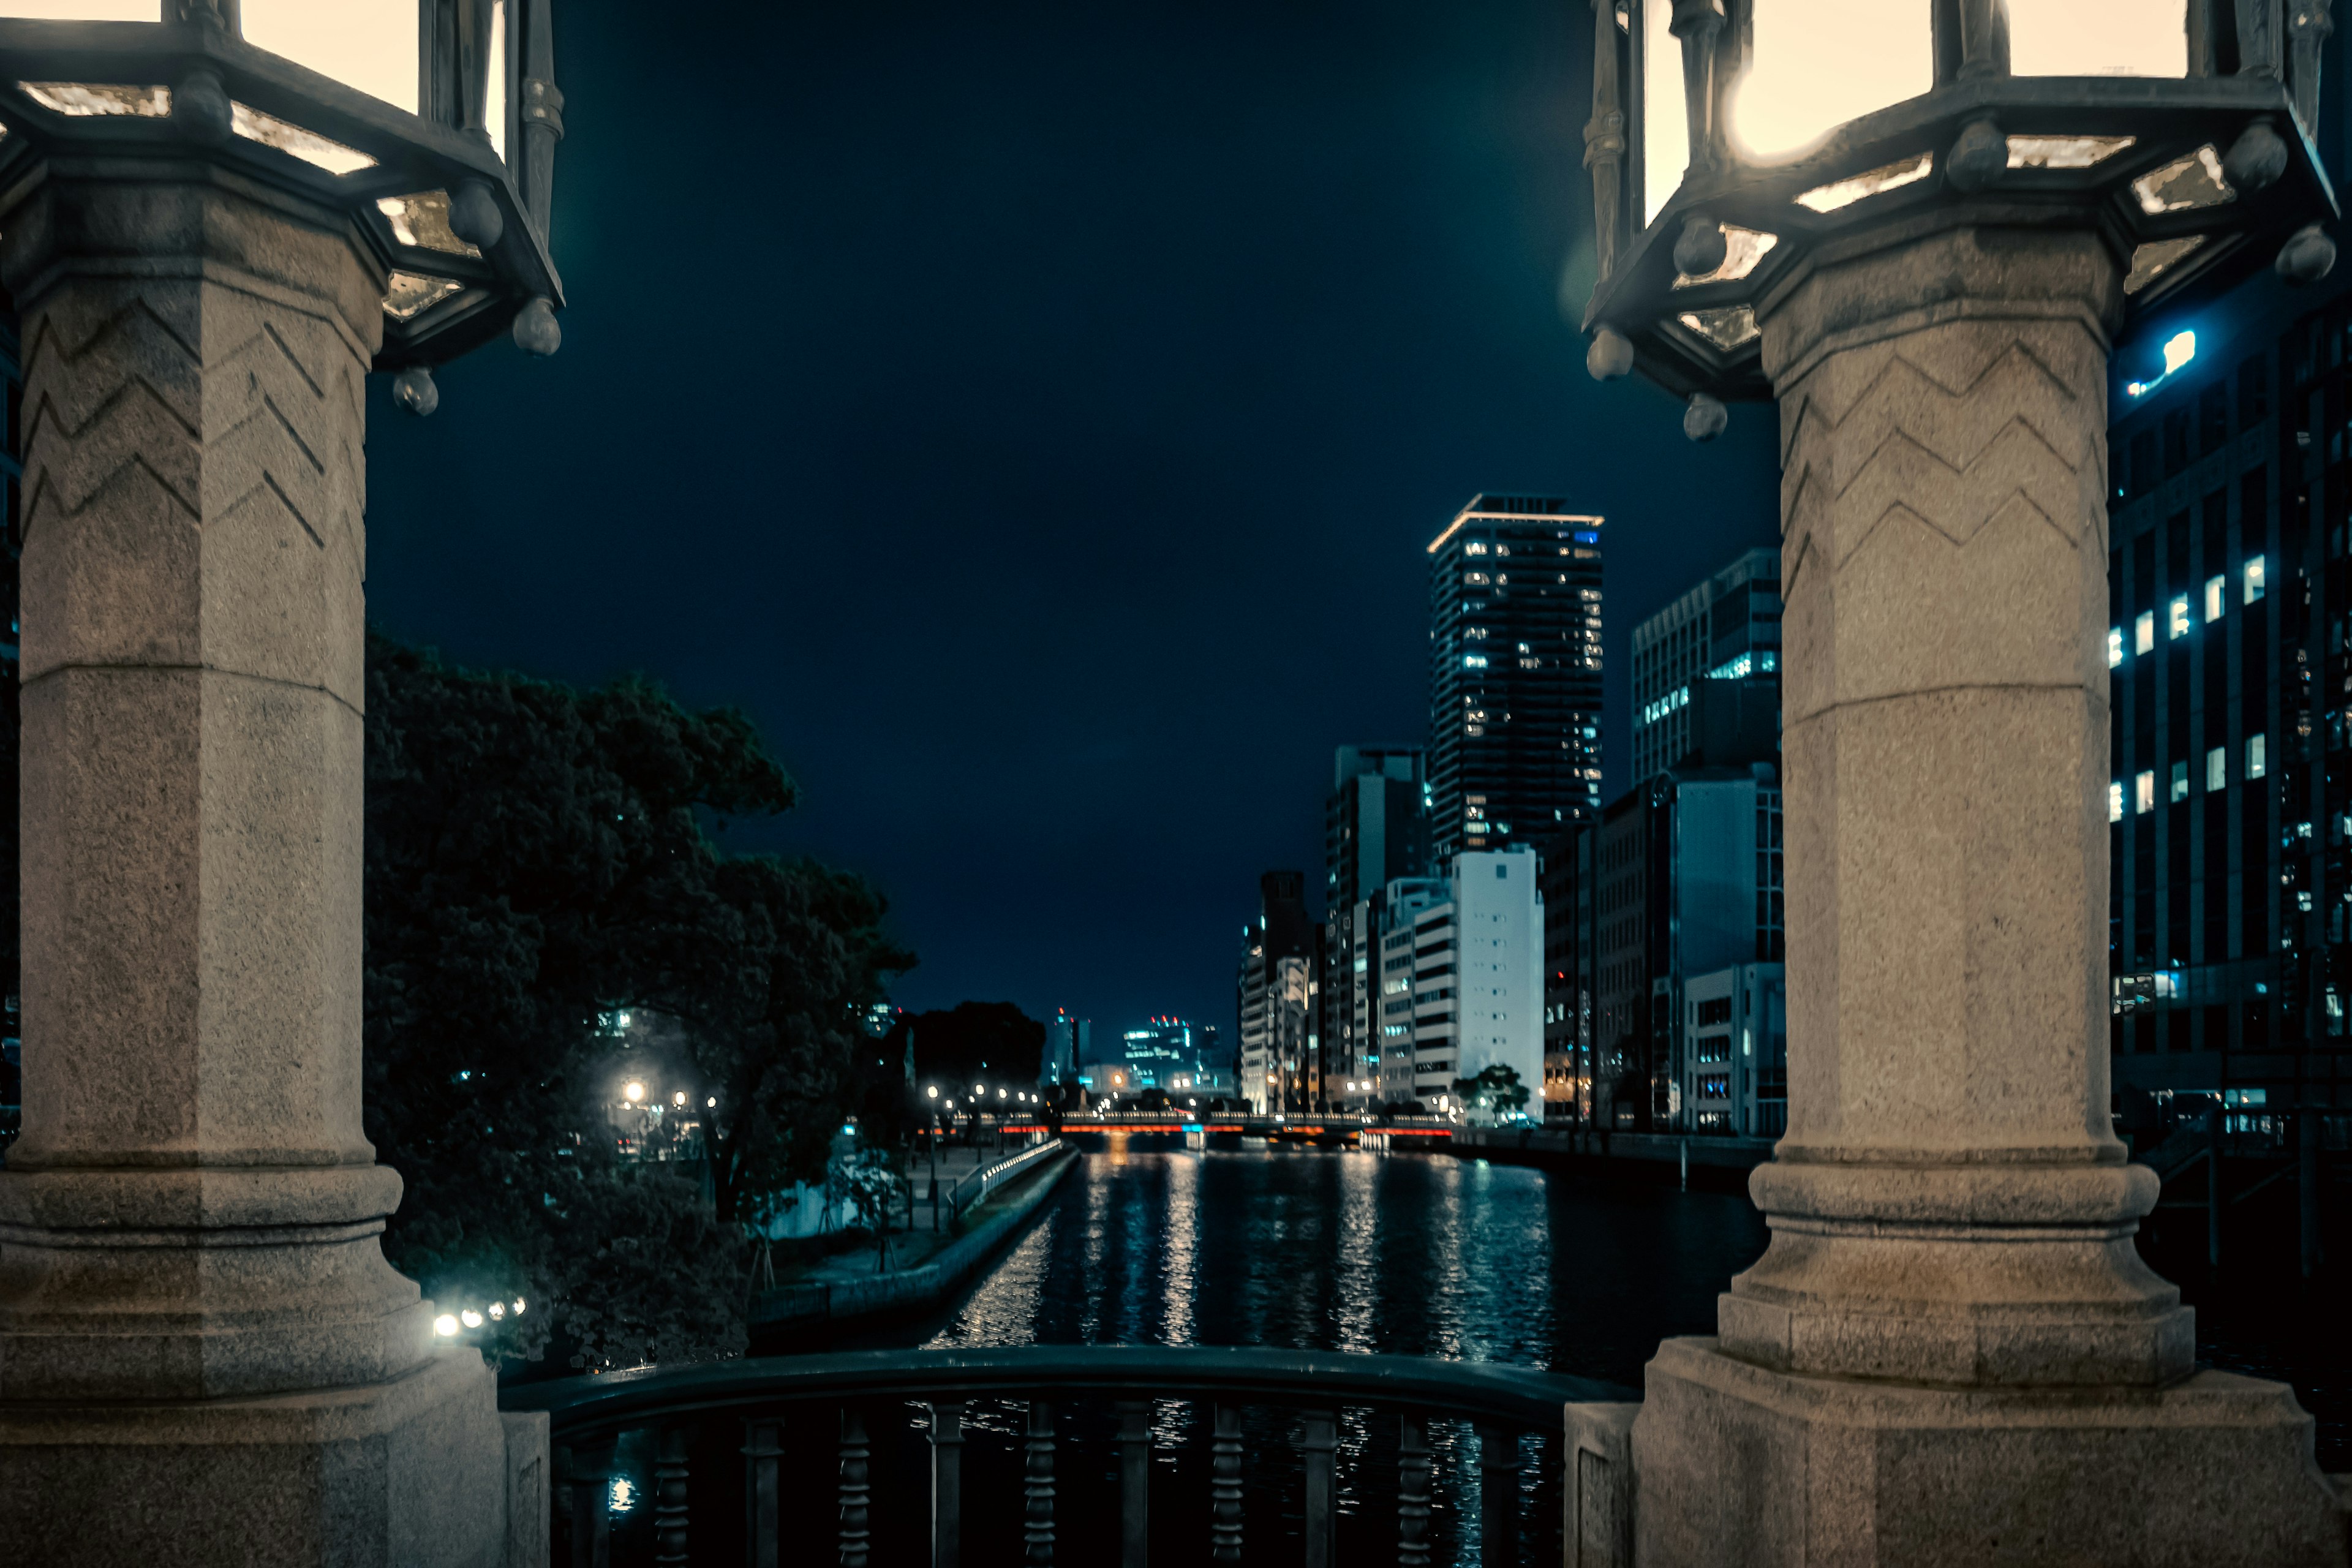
[880,1142,2346,1470]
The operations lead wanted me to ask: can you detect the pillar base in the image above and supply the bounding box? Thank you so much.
[0,1349,519,1568]
[1630,1336,2350,1567]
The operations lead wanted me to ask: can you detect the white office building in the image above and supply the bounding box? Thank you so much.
[1397,850,1544,1113]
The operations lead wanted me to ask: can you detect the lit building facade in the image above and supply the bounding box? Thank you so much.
[1426,496,1604,862]
[1041,1011,1088,1086]
[1629,547,1781,780]
[1681,964,1787,1139]
[1400,850,1544,1112]
[2104,270,2352,1163]
[1324,746,1429,1112]
[1594,764,1784,1131]
[1539,826,1597,1126]
[1235,871,1316,1115]
[1374,877,1447,1107]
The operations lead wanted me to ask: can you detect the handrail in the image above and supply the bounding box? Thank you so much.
[943,1136,1058,1220]
[502,1342,1633,1440]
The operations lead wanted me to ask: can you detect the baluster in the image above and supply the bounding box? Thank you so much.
[1115,1401,1152,1568]
[840,1406,872,1568]
[1209,1403,1244,1563]
[929,1401,965,1568]
[560,1439,614,1568]
[1300,1410,1337,1568]
[1476,1422,1517,1568]
[742,1419,781,1568]
[1025,1399,1057,1566]
[652,1425,692,1566]
[1397,1415,1432,1568]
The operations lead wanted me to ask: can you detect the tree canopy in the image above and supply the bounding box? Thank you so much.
[363,633,911,1369]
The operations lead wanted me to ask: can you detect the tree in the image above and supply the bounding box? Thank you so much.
[1450,1065,1531,1125]
[363,633,908,1369]
[633,854,915,1226]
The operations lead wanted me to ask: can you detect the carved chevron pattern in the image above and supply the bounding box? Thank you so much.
[1778,322,2108,606]
[20,281,367,564]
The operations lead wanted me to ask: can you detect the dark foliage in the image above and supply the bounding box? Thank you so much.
[363,633,908,1368]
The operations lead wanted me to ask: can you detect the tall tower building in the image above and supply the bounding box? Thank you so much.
[1426,496,1603,864]
[1629,547,1781,779]
[1323,747,1428,1111]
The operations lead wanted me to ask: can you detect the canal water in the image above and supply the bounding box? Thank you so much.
[892,1142,2346,1471]
[595,1145,2345,1565]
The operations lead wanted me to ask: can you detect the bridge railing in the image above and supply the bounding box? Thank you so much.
[501,1343,1637,1568]
[940,1136,1060,1224]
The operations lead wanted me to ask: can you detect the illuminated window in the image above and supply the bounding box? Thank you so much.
[2245,556,2266,603]
[2134,611,2155,654]
[2170,761,2188,802]
[2107,627,2125,667]
[2204,575,2225,622]
[2168,597,2190,639]
[2207,745,2226,791]
[2134,771,2155,813]
[2248,734,2267,779]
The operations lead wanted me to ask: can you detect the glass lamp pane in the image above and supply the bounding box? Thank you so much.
[1729,0,1933,162]
[241,0,417,114]
[484,0,506,160]
[0,3,156,16]
[1642,0,1687,225]
[2009,0,2185,77]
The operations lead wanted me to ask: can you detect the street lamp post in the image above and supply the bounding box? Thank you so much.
[1583,4,2346,1564]
[0,5,564,1564]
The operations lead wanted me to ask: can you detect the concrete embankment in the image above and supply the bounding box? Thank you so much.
[749,1145,1076,1334]
[1448,1125,1771,1192]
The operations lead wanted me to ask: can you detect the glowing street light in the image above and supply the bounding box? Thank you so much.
[433,1314,459,1338]
[928,1085,939,1099]
[672,1091,687,1107]
[459,1308,483,1329]
[1582,0,2337,429]
[622,1082,644,1104]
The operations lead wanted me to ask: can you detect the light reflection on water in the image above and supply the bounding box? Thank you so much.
[924,1146,1767,1391]
[903,1146,1768,1567]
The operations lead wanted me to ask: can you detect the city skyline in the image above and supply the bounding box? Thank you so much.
[360,0,1782,1039]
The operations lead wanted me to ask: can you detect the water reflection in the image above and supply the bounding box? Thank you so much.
[922,1147,1769,1392]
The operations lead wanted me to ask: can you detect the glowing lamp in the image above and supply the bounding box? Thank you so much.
[1584,0,2337,413]
[432,1313,458,1337]
[0,0,566,406]
[622,1081,644,1104]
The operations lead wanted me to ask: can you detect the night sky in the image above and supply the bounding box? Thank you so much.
[364,0,1781,1036]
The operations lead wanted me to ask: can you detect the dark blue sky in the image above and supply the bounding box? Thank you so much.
[364,0,1780,1036]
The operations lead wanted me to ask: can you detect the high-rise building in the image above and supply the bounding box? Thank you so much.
[1425,496,1604,863]
[1041,1011,1089,1086]
[1593,764,1784,1131]
[2103,270,2352,1164]
[1396,850,1544,1112]
[1235,872,1315,1115]
[1111,1017,1212,1090]
[1324,747,1429,1113]
[1629,547,1781,779]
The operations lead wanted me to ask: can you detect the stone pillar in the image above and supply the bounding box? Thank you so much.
[0,156,515,1564]
[1630,220,2350,1564]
